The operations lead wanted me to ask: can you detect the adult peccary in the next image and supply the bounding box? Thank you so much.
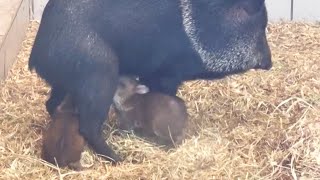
[29,0,272,163]
[42,95,85,171]
[113,76,188,146]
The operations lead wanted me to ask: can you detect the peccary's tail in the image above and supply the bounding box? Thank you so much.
[28,49,37,71]
[28,57,34,71]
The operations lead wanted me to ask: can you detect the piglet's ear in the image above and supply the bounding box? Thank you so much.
[226,0,265,24]
[237,0,265,16]
[135,85,149,94]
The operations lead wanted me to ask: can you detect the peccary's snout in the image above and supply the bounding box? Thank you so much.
[254,35,272,70]
[255,53,272,70]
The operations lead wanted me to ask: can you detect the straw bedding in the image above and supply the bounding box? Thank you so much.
[0,21,319,179]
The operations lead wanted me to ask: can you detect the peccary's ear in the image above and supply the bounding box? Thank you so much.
[226,0,265,23]
[135,85,149,94]
[236,0,265,16]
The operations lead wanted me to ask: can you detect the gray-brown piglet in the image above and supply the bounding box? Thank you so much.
[113,76,188,145]
[41,95,85,170]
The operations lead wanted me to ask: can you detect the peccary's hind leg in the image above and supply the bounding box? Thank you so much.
[75,73,121,164]
[46,86,66,116]
[69,31,120,164]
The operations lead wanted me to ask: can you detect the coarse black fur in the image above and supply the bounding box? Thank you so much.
[29,0,272,163]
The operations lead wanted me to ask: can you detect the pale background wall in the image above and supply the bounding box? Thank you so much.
[27,0,320,22]
[265,0,292,21]
[30,0,48,20]
[293,0,320,21]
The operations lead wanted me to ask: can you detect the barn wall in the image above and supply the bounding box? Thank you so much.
[30,0,48,21]
[265,0,292,21]
[293,0,320,21]
[0,0,30,81]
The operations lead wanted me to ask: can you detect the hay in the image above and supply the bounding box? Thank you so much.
[0,20,319,179]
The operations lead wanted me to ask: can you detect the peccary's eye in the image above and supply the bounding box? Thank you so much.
[118,81,126,89]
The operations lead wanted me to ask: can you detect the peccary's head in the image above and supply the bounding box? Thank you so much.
[113,76,149,131]
[181,0,272,74]
[113,76,149,110]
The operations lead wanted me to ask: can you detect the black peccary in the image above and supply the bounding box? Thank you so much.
[113,76,188,146]
[42,95,85,171]
[29,0,272,163]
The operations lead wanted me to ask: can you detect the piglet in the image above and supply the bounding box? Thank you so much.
[41,95,85,171]
[113,76,188,145]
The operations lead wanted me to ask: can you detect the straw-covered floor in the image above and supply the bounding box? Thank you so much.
[0,21,319,179]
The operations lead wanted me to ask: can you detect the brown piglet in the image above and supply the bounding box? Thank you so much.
[113,76,188,146]
[41,95,85,170]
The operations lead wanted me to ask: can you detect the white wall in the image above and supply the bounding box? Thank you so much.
[265,0,292,22]
[31,0,48,21]
[293,0,320,21]
[31,0,320,22]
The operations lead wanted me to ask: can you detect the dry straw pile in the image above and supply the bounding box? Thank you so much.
[0,21,319,179]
